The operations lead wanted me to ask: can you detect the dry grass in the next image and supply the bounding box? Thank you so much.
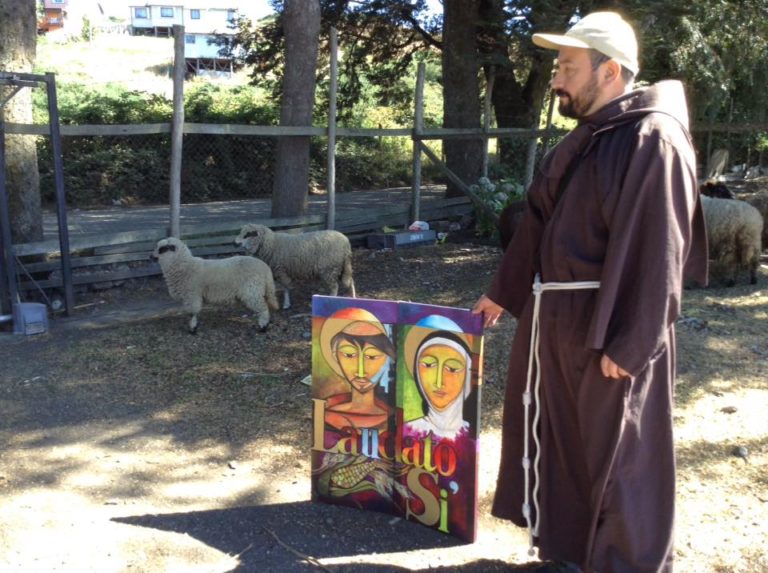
[35,33,252,97]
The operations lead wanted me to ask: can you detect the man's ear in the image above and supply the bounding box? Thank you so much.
[603,59,622,83]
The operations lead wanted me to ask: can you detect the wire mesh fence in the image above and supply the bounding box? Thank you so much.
[36,132,280,207]
[28,121,762,212]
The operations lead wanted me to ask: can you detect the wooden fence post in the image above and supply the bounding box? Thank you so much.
[481,69,494,179]
[327,27,338,230]
[169,24,185,238]
[540,91,556,162]
[411,61,425,225]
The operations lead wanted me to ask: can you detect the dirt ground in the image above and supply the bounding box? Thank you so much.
[1,234,767,573]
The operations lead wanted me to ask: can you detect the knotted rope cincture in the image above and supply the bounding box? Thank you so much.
[522,273,600,556]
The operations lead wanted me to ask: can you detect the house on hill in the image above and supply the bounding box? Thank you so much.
[39,0,128,37]
[38,0,69,34]
[129,2,240,76]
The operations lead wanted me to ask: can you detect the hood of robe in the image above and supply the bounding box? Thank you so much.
[582,79,691,134]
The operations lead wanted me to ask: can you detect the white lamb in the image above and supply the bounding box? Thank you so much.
[152,237,279,333]
[234,224,356,309]
[701,195,764,286]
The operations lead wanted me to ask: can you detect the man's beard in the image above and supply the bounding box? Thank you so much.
[556,73,599,119]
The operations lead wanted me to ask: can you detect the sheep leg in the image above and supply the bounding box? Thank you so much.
[241,291,271,333]
[325,278,339,297]
[341,256,356,297]
[185,298,203,334]
[254,307,271,332]
[274,270,293,310]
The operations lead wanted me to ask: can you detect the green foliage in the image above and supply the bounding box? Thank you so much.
[756,133,768,154]
[32,77,426,207]
[335,137,413,191]
[227,0,442,122]
[184,81,277,124]
[38,136,170,206]
[36,83,172,124]
[469,176,524,238]
[80,15,92,41]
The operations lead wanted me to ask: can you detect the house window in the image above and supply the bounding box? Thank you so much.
[160,7,174,18]
[134,7,148,19]
[190,9,200,19]
[227,10,235,22]
[52,0,65,3]
[185,35,196,44]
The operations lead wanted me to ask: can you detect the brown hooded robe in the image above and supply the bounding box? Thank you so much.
[488,81,708,573]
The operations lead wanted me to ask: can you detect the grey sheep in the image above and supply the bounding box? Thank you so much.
[701,196,764,286]
[234,224,356,309]
[152,237,279,333]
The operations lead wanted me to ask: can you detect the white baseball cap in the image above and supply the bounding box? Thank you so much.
[532,11,639,76]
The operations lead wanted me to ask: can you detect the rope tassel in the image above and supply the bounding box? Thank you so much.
[521,273,600,555]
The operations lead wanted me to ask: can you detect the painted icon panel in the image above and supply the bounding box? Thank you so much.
[311,295,483,542]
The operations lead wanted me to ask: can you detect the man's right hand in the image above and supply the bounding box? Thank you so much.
[471,295,504,328]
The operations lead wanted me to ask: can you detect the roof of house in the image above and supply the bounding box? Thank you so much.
[127,1,238,9]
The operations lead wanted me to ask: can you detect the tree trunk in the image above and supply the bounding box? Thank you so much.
[477,1,578,178]
[442,0,483,198]
[0,0,41,243]
[270,0,321,218]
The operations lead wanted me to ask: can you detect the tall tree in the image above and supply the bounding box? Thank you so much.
[442,0,483,197]
[271,0,321,218]
[227,0,767,186]
[0,0,41,243]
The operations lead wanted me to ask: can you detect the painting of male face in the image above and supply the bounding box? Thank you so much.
[335,339,388,393]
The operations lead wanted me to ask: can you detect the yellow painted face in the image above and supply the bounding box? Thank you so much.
[335,341,387,394]
[417,344,467,410]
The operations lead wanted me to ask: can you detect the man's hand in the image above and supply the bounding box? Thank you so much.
[471,295,504,328]
[601,354,630,379]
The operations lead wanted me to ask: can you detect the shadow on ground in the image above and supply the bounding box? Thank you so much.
[114,500,538,572]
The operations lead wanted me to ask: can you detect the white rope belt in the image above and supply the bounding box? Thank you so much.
[522,273,600,555]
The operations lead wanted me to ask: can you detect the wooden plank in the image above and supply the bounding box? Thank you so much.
[179,214,326,237]
[189,245,244,258]
[19,264,163,291]
[337,127,411,137]
[421,205,473,219]
[7,119,757,141]
[3,123,172,136]
[14,198,474,291]
[419,142,498,223]
[16,251,153,273]
[14,214,327,258]
[13,229,167,257]
[94,240,158,256]
[16,240,266,277]
[183,123,325,137]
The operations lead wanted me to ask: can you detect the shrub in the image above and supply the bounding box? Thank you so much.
[469,176,525,238]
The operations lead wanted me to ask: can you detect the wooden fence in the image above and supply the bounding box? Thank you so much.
[13,195,473,305]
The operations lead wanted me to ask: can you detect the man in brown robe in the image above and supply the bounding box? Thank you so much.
[472,12,709,573]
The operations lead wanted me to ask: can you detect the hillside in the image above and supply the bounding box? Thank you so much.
[34,33,249,97]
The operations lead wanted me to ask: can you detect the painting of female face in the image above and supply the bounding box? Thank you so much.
[417,343,467,410]
[335,339,388,394]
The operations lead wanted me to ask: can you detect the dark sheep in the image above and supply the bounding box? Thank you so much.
[700,180,736,200]
[497,201,527,251]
